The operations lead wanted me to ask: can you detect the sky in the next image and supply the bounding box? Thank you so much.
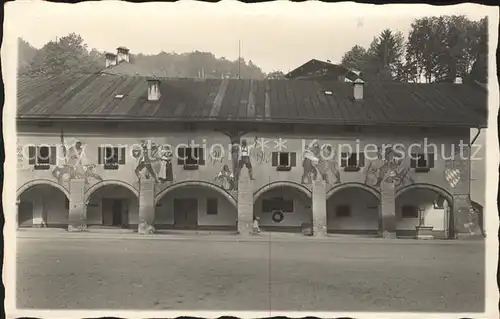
[5,1,493,73]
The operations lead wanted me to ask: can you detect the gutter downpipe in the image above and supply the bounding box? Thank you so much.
[469,127,482,196]
[468,127,482,235]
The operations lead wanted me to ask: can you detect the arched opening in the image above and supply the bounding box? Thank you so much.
[155,182,237,231]
[327,185,380,236]
[85,182,139,229]
[17,182,70,228]
[395,184,453,239]
[253,183,312,233]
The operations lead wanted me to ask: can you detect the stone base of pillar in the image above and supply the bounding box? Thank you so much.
[454,232,485,240]
[68,224,87,232]
[382,231,397,239]
[138,223,155,234]
[415,225,434,240]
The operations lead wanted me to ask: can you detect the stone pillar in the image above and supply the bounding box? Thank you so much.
[312,180,327,236]
[68,179,86,232]
[237,174,254,236]
[452,194,479,238]
[138,179,155,234]
[379,180,396,238]
[15,199,20,230]
[447,145,477,238]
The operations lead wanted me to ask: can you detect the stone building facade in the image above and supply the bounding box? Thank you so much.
[15,48,487,238]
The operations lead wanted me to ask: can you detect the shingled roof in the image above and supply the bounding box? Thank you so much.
[17,71,488,128]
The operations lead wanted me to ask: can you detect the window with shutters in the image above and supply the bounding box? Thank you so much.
[177,147,205,170]
[340,152,364,172]
[272,152,296,171]
[410,153,433,172]
[98,146,126,170]
[29,145,57,170]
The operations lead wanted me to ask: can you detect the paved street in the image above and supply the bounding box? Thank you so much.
[16,233,485,312]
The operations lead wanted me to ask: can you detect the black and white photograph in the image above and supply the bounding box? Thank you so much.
[2,1,498,318]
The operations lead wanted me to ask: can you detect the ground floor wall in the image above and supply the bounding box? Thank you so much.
[16,177,482,239]
[327,188,380,234]
[254,187,312,232]
[155,186,237,230]
[18,185,68,227]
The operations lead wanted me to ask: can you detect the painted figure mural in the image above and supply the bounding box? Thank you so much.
[158,145,174,183]
[52,140,103,185]
[132,140,174,184]
[235,138,256,182]
[364,145,413,187]
[134,140,160,183]
[214,164,236,191]
[317,145,341,184]
[301,143,320,184]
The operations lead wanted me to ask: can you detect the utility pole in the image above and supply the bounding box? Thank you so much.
[238,40,241,79]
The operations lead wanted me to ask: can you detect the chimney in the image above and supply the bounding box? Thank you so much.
[105,53,117,68]
[117,46,130,63]
[353,78,364,100]
[147,78,161,101]
[454,76,463,84]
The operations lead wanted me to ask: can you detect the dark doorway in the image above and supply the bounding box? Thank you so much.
[102,199,124,227]
[174,198,198,229]
[18,201,33,227]
[112,200,122,226]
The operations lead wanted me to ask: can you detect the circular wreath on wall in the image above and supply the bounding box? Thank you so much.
[271,210,284,223]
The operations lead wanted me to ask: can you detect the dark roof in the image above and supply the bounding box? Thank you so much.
[17,72,487,128]
[286,59,360,81]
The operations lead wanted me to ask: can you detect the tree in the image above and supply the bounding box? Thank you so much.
[18,38,38,75]
[469,17,488,83]
[341,30,405,81]
[341,45,367,69]
[28,33,102,76]
[368,29,405,74]
[406,15,486,83]
[21,35,267,79]
[266,71,286,79]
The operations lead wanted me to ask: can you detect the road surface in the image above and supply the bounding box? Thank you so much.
[16,235,485,312]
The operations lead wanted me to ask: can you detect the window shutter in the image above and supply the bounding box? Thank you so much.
[427,153,435,168]
[358,152,365,167]
[28,146,36,165]
[341,153,348,168]
[118,147,126,165]
[272,152,278,166]
[98,146,103,164]
[177,147,185,165]
[410,154,416,168]
[198,148,205,165]
[290,152,296,167]
[50,146,57,165]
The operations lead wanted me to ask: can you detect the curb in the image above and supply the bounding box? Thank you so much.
[16,231,485,244]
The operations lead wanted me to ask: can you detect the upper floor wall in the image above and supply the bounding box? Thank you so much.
[16,121,475,199]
